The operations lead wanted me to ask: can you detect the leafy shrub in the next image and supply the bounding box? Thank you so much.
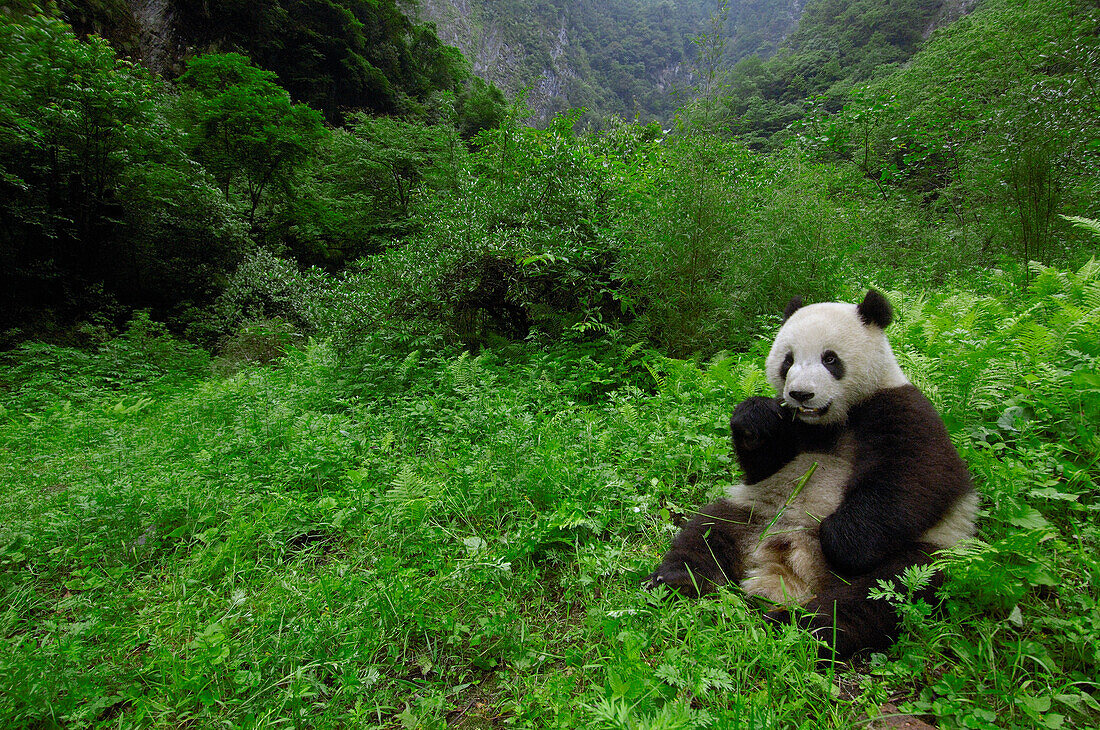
[212,318,303,376]
[206,248,331,341]
[614,134,755,356]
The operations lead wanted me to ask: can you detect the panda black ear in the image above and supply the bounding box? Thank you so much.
[857,289,893,329]
[782,296,804,322]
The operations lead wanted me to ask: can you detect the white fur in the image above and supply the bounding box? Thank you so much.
[921,491,979,548]
[765,303,909,425]
[727,435,856,604]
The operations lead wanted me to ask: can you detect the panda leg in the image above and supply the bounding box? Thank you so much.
[776,543,942,659]
[647,500,752,598]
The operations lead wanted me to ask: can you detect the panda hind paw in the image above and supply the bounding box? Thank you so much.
[645,565,705,599]
[762,608,793,626]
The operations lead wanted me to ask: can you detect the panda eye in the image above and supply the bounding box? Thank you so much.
[779,351,794,379]
[821,350,846,379]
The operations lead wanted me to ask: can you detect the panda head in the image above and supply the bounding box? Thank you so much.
[765,290,909,425]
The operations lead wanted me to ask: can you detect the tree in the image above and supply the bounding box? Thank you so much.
[273,115,455,266]
[172,0,474,123]
[176,53,328,230]
[0,10,243,335]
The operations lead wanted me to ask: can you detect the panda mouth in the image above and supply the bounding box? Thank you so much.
[789,401,831,419]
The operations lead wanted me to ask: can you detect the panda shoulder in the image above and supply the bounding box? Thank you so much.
[848,384,950,441]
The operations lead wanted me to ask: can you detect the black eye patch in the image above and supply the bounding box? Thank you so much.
[779,352,794,380]
[821,350,845,379]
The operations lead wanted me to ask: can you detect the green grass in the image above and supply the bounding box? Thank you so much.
[1,263,1098,728]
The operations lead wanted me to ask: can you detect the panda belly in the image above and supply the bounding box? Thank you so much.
[725,450,853,605]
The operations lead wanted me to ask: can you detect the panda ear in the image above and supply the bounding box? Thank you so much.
[782,296,804,322]
[857,289,893,329]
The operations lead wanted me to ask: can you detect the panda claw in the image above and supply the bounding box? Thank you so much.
[763,608,793,626]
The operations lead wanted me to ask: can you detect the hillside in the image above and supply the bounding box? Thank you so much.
[416,0,809,124]
[413,0,980,126]
[54,0,975,127]
[56,0,503,124]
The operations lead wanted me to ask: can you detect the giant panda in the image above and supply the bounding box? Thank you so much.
[648,290,977,658]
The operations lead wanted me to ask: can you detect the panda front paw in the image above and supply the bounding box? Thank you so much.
[730,396,789,450]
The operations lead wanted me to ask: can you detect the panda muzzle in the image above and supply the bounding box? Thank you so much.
[785,400,832,419]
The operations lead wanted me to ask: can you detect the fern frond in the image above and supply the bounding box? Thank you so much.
[1075,257,1100,283]
[967,358,1020,414]
[385,465,436,521]
[1082,282,1100,312]
[897,349,942,408]
[645,360,668,393]
[447,350,482,392]
[1013,321,1057,360]
[889,290,928,333]
[619,400,639,428]
[1060,215,1100,240]
[398,349,421,383]
[737,364,771,399]
[389,463,425,495]
[622,318,648,344]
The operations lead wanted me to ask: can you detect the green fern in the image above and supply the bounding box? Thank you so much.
[1060,214,1100,240]
[447,350,484,392]
[397,349,421,383]
[619,400,639,429]
[896,349,942,409]
[384,464,435,522]
[644,360,669,394]
[736,364,771,400]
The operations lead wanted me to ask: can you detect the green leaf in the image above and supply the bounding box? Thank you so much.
[1008,508,1049,530]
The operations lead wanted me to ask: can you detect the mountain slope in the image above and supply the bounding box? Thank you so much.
[415,0,808,124]
[58,0,496,123]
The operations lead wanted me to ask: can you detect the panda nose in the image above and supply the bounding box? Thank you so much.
[789,390,814,404]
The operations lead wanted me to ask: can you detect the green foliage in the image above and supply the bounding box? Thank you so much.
[209,248,331,340]
[416,0,809,126]
[321,109,651,350]
[274,114,459,266]
[0,10,245,335]
[1061,215,1100,240]
[0,311,208,414]
[614,133,753,355]
[170,0,479,124]
[719,0,946,146]
[4,2,1100,728]
[176,53,328,230]
[862,261,1100,729]
[796,0,1100,273]
[2,264,1098,727]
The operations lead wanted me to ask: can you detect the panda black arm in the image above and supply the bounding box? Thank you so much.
[729,396,799,484]
[819,385,973,575]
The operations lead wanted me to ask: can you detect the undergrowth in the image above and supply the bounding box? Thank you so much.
[0,262,1097,728]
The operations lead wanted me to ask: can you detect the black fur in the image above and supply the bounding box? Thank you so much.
[779,352,794,380]
[728,397,797,483]
[647,500,752,598]
[857,289,893,329]
[818,385,971,575]
[783,296,804,321]
[821,350,845,380]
